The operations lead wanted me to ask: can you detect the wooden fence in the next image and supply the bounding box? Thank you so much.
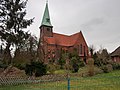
[0,74,67,86]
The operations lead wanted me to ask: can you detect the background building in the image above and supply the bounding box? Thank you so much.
[111,46,120,62]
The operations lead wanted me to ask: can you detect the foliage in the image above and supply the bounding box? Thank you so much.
[89,45,96,57]
[64,64,72,71]
[54,69,67,74]
[0,0,34,64]
[58,50,67,69]
[78,66,103,77]
[14,64,25,70]
[69,48,79,59]
[0,61,8,69]
[112,63,120,70]
[47,64,56,74]
[93,49,111,67]
[92,48,113,74]
[13,34,38,65]
[26,35,38,57]
[68,48,83,73]
[47,64,61,74]
[79,60,85,67]
[70,57,80,73]
[93,53,102,67]
[87,58,94,76]
[102,64,113,73]
[25,61,47,77]
[25,64,33,76]
[98,49,110,65]
[34,61,47,77]
[58,58,65,69]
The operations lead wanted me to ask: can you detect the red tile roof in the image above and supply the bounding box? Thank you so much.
[44,31,86,46]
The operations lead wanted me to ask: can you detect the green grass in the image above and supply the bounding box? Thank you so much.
[0,70,120,90]
[54,69,67,74]
[70,70,120,90]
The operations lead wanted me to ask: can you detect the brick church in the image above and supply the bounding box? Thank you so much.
[38,2,89,63]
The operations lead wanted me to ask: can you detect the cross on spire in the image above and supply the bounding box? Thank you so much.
[41,0,52,27]
[46,0,48,3]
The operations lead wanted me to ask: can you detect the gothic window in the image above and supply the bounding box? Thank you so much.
[84,46,85,53]
[47,28,50,31]
[80,44,82,54]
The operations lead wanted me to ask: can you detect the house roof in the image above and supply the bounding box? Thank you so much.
[111,46,120,57]
[44,31,87,47]
[41,2,52,27]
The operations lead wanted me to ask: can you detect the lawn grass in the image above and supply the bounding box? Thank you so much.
[0,70,120,90]
[70,70,120,90]
[54,69,67,74]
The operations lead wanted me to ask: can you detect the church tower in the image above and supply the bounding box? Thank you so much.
[38,2,53,63]
[40,2,53,39]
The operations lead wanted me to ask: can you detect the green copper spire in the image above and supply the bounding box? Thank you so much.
[41,2,52,27]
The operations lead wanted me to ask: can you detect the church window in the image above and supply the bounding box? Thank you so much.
[47,28,50,31]
[80,44,82,54]
[84,46,85,53]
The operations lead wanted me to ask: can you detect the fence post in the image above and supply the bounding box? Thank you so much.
[67,74,70,90]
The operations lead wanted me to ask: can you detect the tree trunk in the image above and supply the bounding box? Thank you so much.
[3,44,12,65]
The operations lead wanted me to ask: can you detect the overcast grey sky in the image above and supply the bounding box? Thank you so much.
[26,0,120,52]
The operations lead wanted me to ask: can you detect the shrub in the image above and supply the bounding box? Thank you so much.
[112,63,120,70]
[72,63,79,73]
[14,64,25,70]
[102,64,113,73]
[71,57,80,73]
[25,64,32,76]
[54,64,61,70]
[58,59,65,69]
[94,66,103,74]
[87,58,94,76]
[25,61,47,77]
[64,64,72,71]
[0,64,8,69]
[47,64,56,74]
[34,62,47,77]
[79,60,85,68]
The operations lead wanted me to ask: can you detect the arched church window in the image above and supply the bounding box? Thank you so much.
[84,46,85,53]
[80,44,82,54]
[47,28,50,31]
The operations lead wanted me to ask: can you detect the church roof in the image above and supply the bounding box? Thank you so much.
[44,31,87,47]
[41,2,52,27]
[111,46,120,57]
